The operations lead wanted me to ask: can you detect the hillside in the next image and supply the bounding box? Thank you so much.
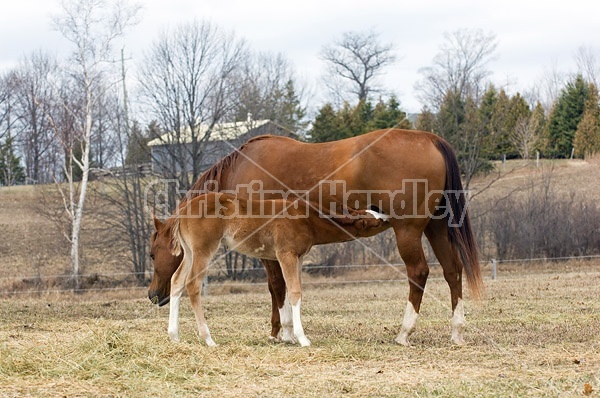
[469,158,600,202]
[1,157,599,293]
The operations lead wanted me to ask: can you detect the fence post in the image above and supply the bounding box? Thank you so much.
[491,258,497,280]
[536,151,540,169]
[202,274,208,297]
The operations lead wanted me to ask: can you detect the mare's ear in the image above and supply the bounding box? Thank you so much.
[153,215,164,231]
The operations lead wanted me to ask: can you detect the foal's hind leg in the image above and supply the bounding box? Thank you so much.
[425,218,465,345]
[393,223,429,346]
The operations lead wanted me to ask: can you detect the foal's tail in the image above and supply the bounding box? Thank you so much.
[169,217,183,257]
[434,138,484,300]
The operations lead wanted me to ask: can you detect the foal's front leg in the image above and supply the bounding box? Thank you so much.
[168,254,193,342]
[186,254,216,347]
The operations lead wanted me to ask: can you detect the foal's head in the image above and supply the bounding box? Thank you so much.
[148,217,183,306]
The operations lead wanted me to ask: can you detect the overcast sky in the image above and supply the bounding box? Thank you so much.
[1,0,599,114]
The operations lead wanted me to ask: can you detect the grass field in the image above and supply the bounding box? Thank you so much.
[1,159,599,396]
[1,262,598,397]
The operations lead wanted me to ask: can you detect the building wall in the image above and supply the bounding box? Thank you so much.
[150,123,295,175]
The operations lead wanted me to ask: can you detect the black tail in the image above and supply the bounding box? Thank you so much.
[434,138,484,300]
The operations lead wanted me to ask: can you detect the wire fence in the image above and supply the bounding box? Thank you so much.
[2,254,599,297]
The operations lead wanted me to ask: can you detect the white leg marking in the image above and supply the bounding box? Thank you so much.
[396,301,418,346]
[202,324,217,347]
[451,298,466,345]
[278,293,296,344]
[291,299,311,347]
[168,294,182,342]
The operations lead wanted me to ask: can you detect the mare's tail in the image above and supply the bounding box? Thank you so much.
[434,138,484,300]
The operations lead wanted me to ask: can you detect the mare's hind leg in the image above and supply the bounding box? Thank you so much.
[425,218,465,345]
[262,259,287,341]
[393,222,429,346]
[275,251,310,347]
[186,252,216,347]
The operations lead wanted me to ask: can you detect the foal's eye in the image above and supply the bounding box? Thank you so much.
[150,253,155,260]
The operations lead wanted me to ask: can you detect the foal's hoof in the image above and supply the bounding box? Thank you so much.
[298,336,311,347]
[451,335,466,346]
[280,328,298,344]
[395,333,411,347]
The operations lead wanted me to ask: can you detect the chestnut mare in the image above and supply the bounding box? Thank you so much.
[157,192,388,346]
[148,128,483,346]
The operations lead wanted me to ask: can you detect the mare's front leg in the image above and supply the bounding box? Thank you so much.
[276,251,310,347]
[262,259,287,341]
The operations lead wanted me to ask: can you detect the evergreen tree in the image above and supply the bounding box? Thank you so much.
[125,120,152,165]
[531,101,547,152]
[272,79,307,132]
[0,133,25,186]
[415,105,436,132]
[309,104,345,142]
[309,97,412,143]
[436,90,465,143]
[477,85,498,158]
[337,100,367,137]
[574,83,600,158]
[489,89,512,158]
[504,93,532,158]
[367,95,411,131]
[547,74,588,158]
[435,89,491,186]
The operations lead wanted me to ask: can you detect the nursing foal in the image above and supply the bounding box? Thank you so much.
[160,192,387,347]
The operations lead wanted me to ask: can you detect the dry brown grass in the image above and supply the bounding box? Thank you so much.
[470,158,600,202]
[1,262,599,397]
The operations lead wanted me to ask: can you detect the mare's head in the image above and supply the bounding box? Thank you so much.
[148,216,183,306]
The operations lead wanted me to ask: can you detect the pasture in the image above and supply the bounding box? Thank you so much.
[1,261,598,397]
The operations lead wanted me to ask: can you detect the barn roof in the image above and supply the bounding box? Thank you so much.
[147,119,272,147]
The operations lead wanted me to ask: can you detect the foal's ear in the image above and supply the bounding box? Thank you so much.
[153,215,164,231]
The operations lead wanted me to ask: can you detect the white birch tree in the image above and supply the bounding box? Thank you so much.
[49,0,139,288]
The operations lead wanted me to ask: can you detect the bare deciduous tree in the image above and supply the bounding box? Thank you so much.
[510,108,543,159]
[576,46,599,88]
[11,52,61,184]
[138,20,248,195]
[234,52,307,133]
[536,63,567,113]
[416,29,497,111]
[321,30,396,104]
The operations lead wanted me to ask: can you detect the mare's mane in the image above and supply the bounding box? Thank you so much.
[186,135,276,199]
